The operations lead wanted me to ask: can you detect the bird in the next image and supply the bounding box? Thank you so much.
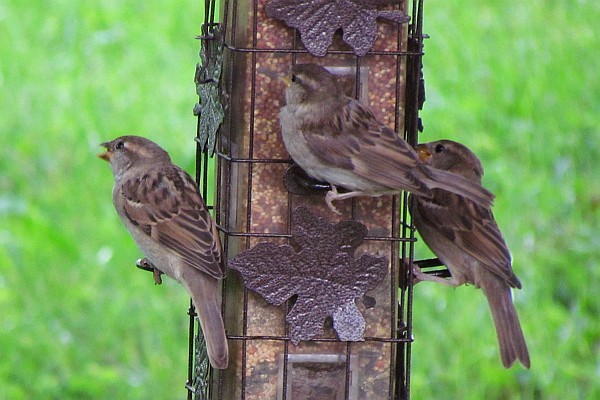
[278,63,495,214]
[98,135,228,369]
[409,139,530,369]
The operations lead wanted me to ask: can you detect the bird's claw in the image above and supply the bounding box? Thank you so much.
[325,187,342,215]
[136,258,164,285]
[411,264,428,285]
[152,269,163,285]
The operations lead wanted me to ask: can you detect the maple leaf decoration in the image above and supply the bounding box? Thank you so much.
[228,206,388,344]
[193,24,224,156]
[265,0,410,57]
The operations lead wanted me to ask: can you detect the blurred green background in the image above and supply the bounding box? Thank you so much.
[1,0,598,399]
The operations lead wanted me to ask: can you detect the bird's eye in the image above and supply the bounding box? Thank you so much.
[291,74,297,83]
[434,144,445,153]
[116,141,125,150]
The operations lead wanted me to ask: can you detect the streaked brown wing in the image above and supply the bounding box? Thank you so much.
[414,190,518,287]
[302,98,428,194]
[120,164,224,279]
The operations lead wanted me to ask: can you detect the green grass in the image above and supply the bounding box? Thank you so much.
[1,0,598,398]
[1,1,203,398]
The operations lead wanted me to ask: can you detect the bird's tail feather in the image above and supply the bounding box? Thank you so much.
[184,271,229,369]
[483,280,530,369]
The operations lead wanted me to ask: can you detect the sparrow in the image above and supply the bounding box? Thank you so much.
[278,63,495,213]
[410,139,530,369]
[99,135,228,369]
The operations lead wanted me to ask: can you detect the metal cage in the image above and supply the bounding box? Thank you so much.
[189,0,426,398]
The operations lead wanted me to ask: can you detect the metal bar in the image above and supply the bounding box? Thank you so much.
[215,151,292,163]
[215,228,417,242]
[223,43,423,57]
[226,335,413,343]
[344,342,352,400]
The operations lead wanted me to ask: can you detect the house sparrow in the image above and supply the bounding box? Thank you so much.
[278,64,495,213]
[99,135,228,369]
[410,139,530,369]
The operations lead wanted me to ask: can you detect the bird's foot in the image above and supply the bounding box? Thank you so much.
[411,262,459,286]
[136,258,154,272]
[325,187,371,214]
[136,258,164,285]
[411,264,429,285]
[325,186,342,215]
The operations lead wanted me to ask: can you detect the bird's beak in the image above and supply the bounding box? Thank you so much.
[280,74,292,87]
[98,142,112,162]
[416,145,432,162]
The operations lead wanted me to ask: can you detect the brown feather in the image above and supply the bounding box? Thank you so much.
[413,189,518,287]
[119,164,224,279]
[281,65,494,206]
[410,139,529,368]
[101,135,228,369]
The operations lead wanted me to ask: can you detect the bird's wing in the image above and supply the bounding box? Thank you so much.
[301,98,429,194]
[119,164,224,279]
[297,98,495,206]
[413,191,520,288]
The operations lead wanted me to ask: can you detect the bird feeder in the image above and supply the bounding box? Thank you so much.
[189,0,426,398]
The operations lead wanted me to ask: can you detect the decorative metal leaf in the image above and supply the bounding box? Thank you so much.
[228,207,388,344]
[193,24,224,155]
[265,0,410,57]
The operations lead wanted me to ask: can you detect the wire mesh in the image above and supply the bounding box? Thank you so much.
[190,0,426,398]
